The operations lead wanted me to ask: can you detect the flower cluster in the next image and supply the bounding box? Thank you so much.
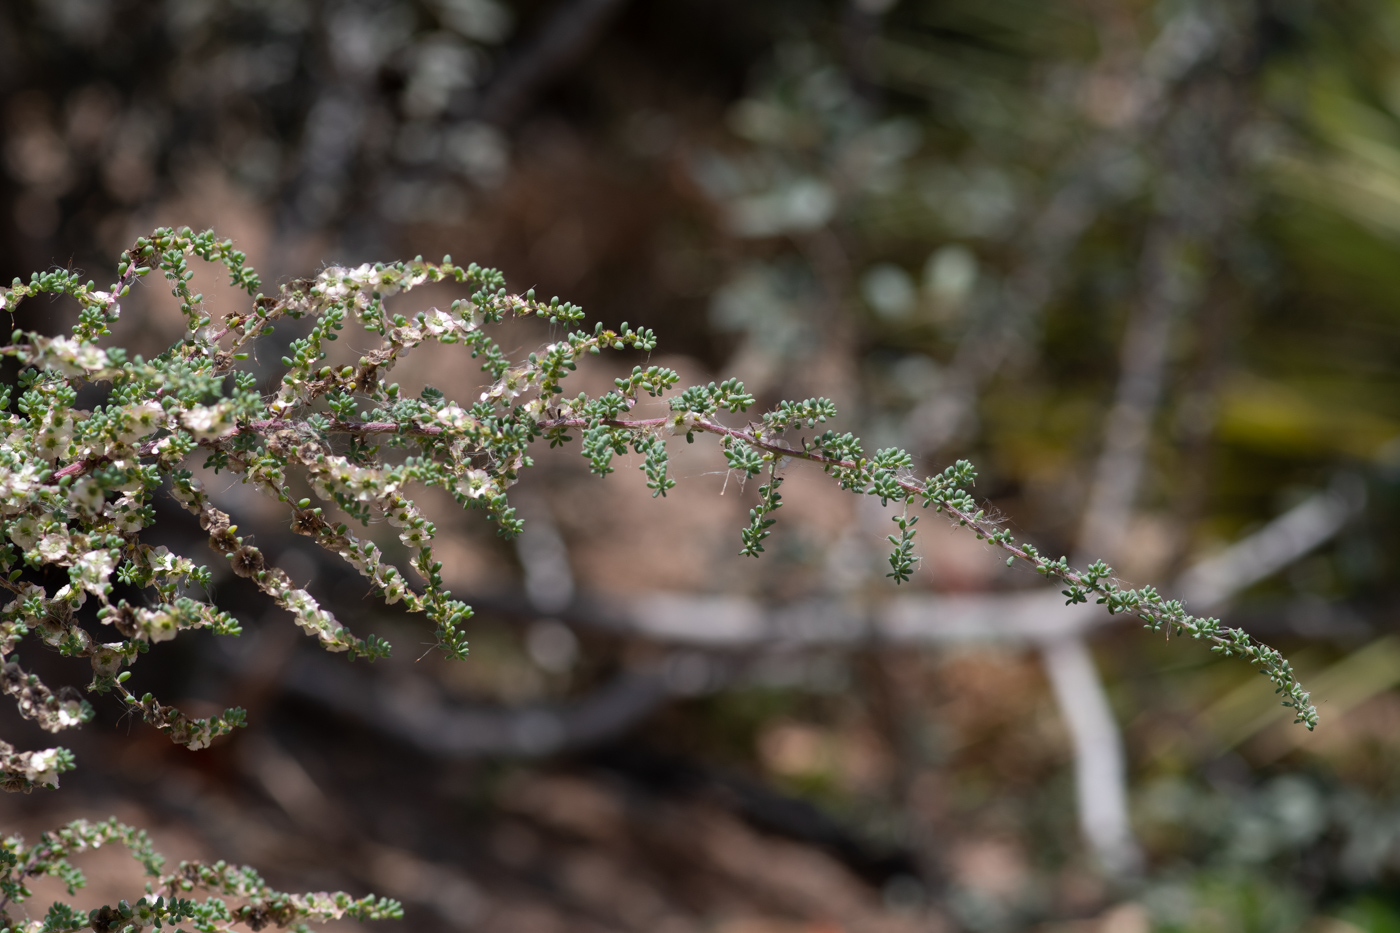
[0,818,403,933]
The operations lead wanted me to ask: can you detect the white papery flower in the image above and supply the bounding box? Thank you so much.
[43,336,85,376]
[377,567,406,605]
[89,646,124,676]
[664,412,699,436]
[68,477,104,513]
[75,549,115,596]
[455,469,491,499]
[436,404,473,430]
[52,583,85,608]
[27,333,112,377]
[37,419,73,460]
[148,545,176,572]
[56,701,84,728]
[117,400,166,444]
[23,748,60,787]
[141,608,178,642]
[182,406,217,433]
[318,265,364,300]
[38,534,70,562]
[8,514,38,549]
[399,524,432,547]
[284,588,315,613]
[181,402,233,441]
[0,461,44,505]
[74,344,108,372]
[303,607,345,641]
[422,308,454,335]
[480,373,526,403]
[347,466,379,503]
[284,588,347,649]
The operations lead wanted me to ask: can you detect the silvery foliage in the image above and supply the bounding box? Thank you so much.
[0,226,1314,929]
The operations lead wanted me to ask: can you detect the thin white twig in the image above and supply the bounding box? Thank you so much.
[1040,637,1144,876]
